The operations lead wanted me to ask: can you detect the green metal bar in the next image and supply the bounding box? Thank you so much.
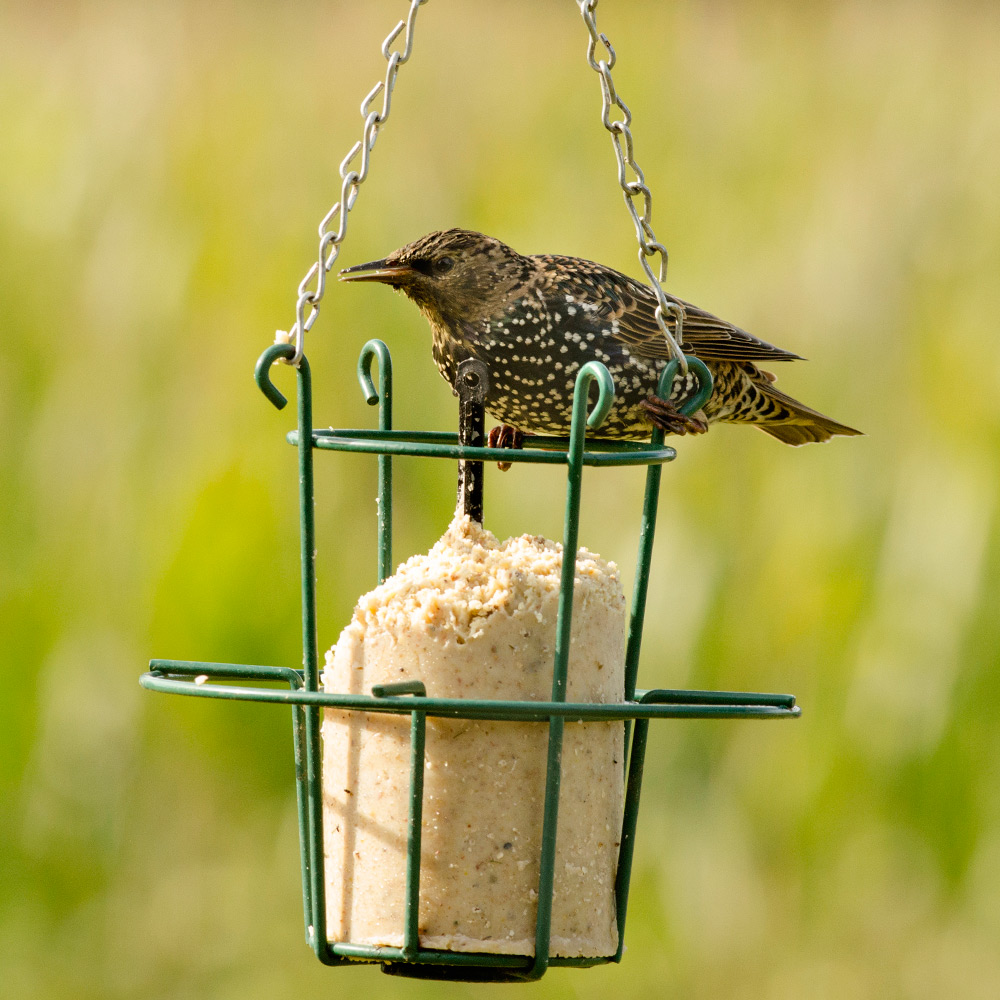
[368,681,429,961]
[358,340,393,584]
[624,355,713,702]
[380,966,536,983]
[622,356,714,781]
[640,687,798,707]
[312,427,673,454]
[622,357,682,781]
[552,361,615,704]
[253,344,328,954]
[299,430,677,467]
[372,680,427,697]
[330,941,609,969]
[403,708,427,959]
[614,360,715,961]
[281,353,335,964]
[530,712,564,980]
[148,658,302,685]
[141,671,801,719]
[614,717,649,962]
[623,452,665,703]
[292,699,311,945]
[530,361,616,980]
[150,662,798,711]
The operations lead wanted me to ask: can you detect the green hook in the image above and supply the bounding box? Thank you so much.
[657,354,713,416]
[254,342,297,410]
[357,339,393,407]
[575,360,616,431]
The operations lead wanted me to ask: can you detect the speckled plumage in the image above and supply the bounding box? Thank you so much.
[340,229,861,446]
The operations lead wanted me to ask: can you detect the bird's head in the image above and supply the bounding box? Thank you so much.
[339,229,527,325]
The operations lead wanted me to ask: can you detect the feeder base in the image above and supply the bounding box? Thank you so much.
[380,962,534,983]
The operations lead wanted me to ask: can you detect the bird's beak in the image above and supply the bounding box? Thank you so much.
[339,258,415,284]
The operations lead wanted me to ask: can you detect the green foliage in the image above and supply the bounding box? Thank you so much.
[2,1,999,997]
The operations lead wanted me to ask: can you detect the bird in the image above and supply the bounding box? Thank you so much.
[339,228,861,453]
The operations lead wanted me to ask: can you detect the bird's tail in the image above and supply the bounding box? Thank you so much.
[750,380,862,446]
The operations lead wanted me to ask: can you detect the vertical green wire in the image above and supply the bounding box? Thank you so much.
[358,340,393,584]
[617,355,712,960]
[368,680,428,962]
[254,343,322,951]
[614,717,649,961]
[403,708,427,959]
[623,451,665,703]
[293,355,331,961]
[624,356,713,738]
[529,361,614,981]
[290,679,311,945]
[623,356,711,703]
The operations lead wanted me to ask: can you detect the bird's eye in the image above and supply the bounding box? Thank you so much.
[434,256,455,275]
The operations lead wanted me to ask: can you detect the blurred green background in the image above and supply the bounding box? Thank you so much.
[2,0,998,997]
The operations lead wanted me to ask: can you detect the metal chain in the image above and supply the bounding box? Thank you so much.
[578,0,687,373]
[275,0,430,366]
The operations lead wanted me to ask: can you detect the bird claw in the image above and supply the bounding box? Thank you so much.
[640,396,709,436]
[487,424,524,471]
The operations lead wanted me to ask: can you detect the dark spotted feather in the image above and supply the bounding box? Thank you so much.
[533,254,803,364]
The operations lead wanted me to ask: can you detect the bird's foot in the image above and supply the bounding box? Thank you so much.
[487,424,524,471]
[640,396,709,436]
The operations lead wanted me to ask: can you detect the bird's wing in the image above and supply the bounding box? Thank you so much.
[533,255,803,364]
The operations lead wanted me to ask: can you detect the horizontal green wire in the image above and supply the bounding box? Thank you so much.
[311,428,659,451]
[289,429,677,467]
[143,663,799,720]
[330,941,608,968]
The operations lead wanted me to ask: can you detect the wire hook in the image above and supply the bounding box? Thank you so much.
[573,360,616,431]
[656,355,713,417]
[357,339,393,407]
[255,342,297,410]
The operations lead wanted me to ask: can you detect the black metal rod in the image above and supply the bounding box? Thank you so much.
[455,358,488,524]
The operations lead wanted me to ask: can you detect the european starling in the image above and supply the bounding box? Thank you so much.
[340,228,861,447]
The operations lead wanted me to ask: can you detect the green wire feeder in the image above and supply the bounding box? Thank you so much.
[141,339,799,983]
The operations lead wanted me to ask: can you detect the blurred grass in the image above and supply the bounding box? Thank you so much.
[1,0,999,997]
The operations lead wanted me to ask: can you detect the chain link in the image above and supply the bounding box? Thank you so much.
[274,0,430,366]
[577,0,687,373]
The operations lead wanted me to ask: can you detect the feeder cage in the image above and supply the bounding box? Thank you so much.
[142,336,799,983]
